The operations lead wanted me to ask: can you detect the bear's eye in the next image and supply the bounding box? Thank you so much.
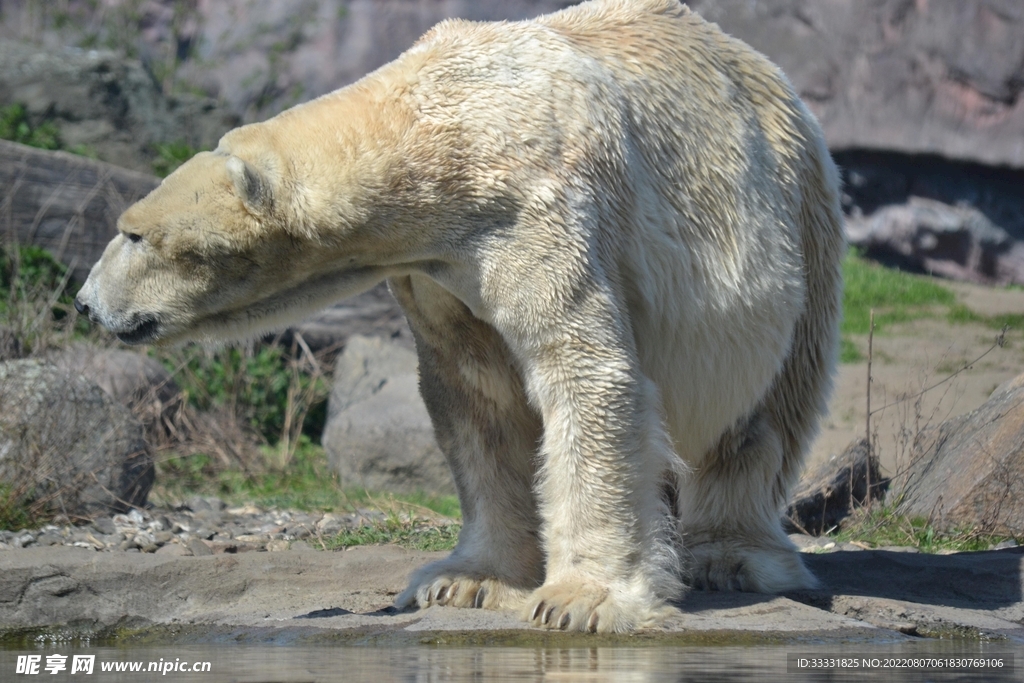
[125,232,143,244]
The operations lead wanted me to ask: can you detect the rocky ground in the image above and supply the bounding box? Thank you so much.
[0,497,1022,644]
[0,496,394,555]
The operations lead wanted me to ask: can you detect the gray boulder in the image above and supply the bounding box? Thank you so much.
[688,2,1024,247]
[899,372,1024,535]
[0,359,153,516]
[322,335,452,495]
[846,197,1024,286]
[786,439,889,536]
[0,1,576,124]
[49,345,182,444]
[8,1,1022,169]
[0,139,159,283]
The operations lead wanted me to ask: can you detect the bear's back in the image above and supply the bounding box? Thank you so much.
[409,0,815,249]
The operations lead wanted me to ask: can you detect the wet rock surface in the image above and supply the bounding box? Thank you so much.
[0,527,1022,643]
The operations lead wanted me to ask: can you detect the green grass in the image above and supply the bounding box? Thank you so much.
[829,503,1015,553]
[323,518,461,552]
[947,303,1024,331]
[841,251,956,336]
[154,441,461,519]
[155,441,461,551]
[837,252,1024,363]
[839,336,862,363]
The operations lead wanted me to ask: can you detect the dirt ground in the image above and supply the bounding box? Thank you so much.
[809,280,1024,484]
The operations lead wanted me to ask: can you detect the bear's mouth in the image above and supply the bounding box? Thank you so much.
[115,314,161,345]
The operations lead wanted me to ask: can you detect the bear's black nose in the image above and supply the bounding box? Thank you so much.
[74,297,89,315]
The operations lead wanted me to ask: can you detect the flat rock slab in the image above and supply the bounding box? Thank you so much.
[2,545,1023,645]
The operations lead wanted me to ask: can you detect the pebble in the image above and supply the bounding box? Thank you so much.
[156,543,188,556]
[36,532,62,547]
[0,503,445,556]
[188,538,214,557]
[92,518,116,535]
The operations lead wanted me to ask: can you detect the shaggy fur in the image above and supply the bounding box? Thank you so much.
[76,0,844,632]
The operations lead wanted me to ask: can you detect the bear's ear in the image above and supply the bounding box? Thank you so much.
[226,155,273,215]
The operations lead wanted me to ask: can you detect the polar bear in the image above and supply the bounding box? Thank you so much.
[75,0,843,632]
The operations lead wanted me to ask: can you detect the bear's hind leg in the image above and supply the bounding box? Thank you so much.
[390,275,545,611]
[678,412,817,593]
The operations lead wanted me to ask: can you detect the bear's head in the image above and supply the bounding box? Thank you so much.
[76,150,300,345]
[74,127,413,346]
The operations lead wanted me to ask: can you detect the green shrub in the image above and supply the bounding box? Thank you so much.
[1,245,71,296]
[152,141,200,177]
[0,483,36,532]
[0,244,89,352]
[158,344,328,445]
[0,104,61,150]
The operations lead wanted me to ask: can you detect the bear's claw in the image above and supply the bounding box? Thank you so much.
[521,581,672,633]
[395,570,534,612]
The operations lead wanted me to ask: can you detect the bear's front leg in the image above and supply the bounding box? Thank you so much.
[491,272,684,633]
[390,275,546,611]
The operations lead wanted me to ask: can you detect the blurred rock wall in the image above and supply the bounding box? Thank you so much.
[691,0,1024,170]
[0,1,575,123]
[3,0,1023,273]
[2,0,1020,168]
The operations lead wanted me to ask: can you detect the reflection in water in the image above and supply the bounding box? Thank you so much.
[1,642,1019,682]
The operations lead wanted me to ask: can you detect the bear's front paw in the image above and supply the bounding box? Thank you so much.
[396,573,532,611]
[522,581,674,633]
